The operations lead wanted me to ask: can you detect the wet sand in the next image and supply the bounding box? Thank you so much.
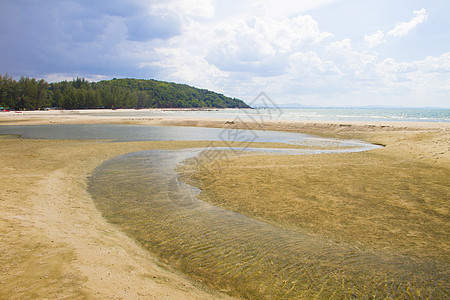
[0,110,448,298]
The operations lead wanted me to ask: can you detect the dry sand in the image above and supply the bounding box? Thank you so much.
[0,135,232,299]
[0,110,448,298]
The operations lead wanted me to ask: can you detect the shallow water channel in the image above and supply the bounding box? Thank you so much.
[89,148,447,299]
[82,126,446,299]
[1,124,447,298]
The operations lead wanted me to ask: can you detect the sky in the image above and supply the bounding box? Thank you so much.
[0,0,449,108]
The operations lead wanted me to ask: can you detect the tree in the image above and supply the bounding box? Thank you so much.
[0,74,251,110]
[0,74,18,109]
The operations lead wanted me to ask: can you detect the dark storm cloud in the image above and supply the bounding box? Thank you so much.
[0,0,180,78]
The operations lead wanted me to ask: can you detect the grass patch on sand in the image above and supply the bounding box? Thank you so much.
[181,130,449,263]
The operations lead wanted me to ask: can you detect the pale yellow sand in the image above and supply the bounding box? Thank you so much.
[0,110,448,298]
[184,132,449,262]
[0,137,232,299]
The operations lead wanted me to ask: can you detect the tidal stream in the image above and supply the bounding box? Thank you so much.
[85,126,447,299]
[88,148,447,299]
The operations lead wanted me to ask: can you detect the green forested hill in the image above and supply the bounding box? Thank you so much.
[0,74,250,110]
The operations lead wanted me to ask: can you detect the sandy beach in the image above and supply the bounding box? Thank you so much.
[0,110,448,298]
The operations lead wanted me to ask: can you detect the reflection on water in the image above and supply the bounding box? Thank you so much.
[89,149,448,299]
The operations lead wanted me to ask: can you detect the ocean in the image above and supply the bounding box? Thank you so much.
[87,107,450,123]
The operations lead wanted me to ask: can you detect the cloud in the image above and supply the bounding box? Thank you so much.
[126,13,182,41]
[363,8,428,49]
[256,0,343,18]
[387,8,428,37]
[0,0,186,78]
[324,39,378,76]
[205,15,332,76]
[364,30,385,48]
[374,52,450,101]
[150,0,215,19]
[170,0,215,18]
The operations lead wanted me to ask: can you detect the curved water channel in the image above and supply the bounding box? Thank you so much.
[1,124,447,298]
[89,151,447,299]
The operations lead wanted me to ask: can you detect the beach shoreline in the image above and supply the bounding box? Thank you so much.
[2,109,448,165]
[1,108,449,126]
[0,110,448,298]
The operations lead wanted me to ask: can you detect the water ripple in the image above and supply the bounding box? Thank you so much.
[89,149,448,299]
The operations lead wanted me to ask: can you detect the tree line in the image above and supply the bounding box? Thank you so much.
[0,74,250,110]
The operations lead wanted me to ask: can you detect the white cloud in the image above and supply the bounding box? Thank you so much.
[289,51,340,77]
[364,8,428,48]
[160,0,215,18]
[364,30,385,48]
[204,15,332,75]
[150,9,448,107]
[151,47,227,88]
[387,8,428,37]
[258,0,343,18]
[361,8,429,52]
[324,39,378,77]
[375,52,450,101]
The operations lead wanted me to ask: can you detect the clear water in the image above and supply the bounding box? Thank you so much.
[0,124,315,142]
[0,124,377,151]
[88,149,448,299]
